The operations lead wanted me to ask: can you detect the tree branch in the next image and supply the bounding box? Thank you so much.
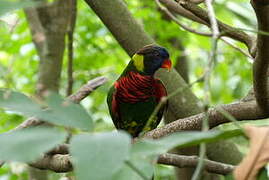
[46,144,69,155]
[251,1,269,115]
[28,152,234,175]
[158,153,234,175]
[155,0,211,36]
[67,76,108,103]
[162,0,255,55]
[159,0,207,25]
[66,0,77,96]
[12,76,108,131]
[145,100,265,139]
[30,154,73,173]
[0,76,107,168]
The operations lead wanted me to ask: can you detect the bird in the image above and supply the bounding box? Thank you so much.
[107,44,172,137]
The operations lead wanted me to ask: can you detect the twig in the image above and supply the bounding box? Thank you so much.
[176,0,255,55]
[192,0,219,177]
[145,75,204,132]
[66,0,77,96]
[125,160,150,180]
[251,1,269,114]
[159,0,207,25]
[220,37,253,60]
[215,107,243,130]
[155,0,211,36]
[158,153,234,175]
[68,76,108,103]
[156,0,253,59]
[205,0,219,38]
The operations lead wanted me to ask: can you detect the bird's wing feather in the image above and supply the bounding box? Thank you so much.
[107,85,121,128]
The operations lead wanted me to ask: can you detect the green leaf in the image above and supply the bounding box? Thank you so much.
[126,130,242,179]
[0,0,41,17]
[40,93,93,131]
[217,119,269,131]
[132,129,242,156]
[0,127,66,162]
[112,163,143,180]
[112,156,153,180]
[0,90,93,131]
[0,90,41,115]
[70,131,131,180]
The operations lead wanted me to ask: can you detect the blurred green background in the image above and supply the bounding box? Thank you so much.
[0,0,255,179]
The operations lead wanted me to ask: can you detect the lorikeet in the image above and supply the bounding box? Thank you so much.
[107,44,172,137]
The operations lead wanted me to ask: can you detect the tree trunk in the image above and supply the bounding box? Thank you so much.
[24,0,72,179]
[25,0,71,96]
[84,0,242,179]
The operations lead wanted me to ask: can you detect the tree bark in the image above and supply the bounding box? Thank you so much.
[84,0,243,179]
[24,0,72,179]
[25,0,71,96]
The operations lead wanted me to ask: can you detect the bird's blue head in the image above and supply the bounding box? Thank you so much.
[132,44,172,75]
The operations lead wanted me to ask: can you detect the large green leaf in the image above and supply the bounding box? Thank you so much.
[0,90,40,115]
[112,129,242,179]
[0,90,93,131]
[70,131,131,180]
[0,0,41,17]
[39,93,93,131]
[112,155,153,180]
[132,129,242,156]
[0,127,66,162]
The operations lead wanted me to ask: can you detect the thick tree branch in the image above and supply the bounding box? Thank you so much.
[159,0,207,25]
[251,1,269,114]
[158,153,234,175]
[162,0,255,55]
[29,152,234,175]
[30,154,72,173]
[156,0,211,36]
[25,0,71,96]
[46,144,69,155]
[66,0,77,96]
[145,100,265,139]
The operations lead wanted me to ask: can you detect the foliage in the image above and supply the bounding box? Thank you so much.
[0,90,243,179]
[0,0,41,17]
[0,0,267,179]
[0,127,66,162]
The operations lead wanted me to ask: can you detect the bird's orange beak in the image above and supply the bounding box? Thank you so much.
[161,59,172,72]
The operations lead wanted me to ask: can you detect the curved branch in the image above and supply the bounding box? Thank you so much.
[145,100,265,139]
[159,0,207,25]
[158,153,234,175]
[30,154,72,173]
[68,76,108,103]
[29,153,234,175]
[163,0,255,55]
[156,0,211,36]
[251,1,269,114]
